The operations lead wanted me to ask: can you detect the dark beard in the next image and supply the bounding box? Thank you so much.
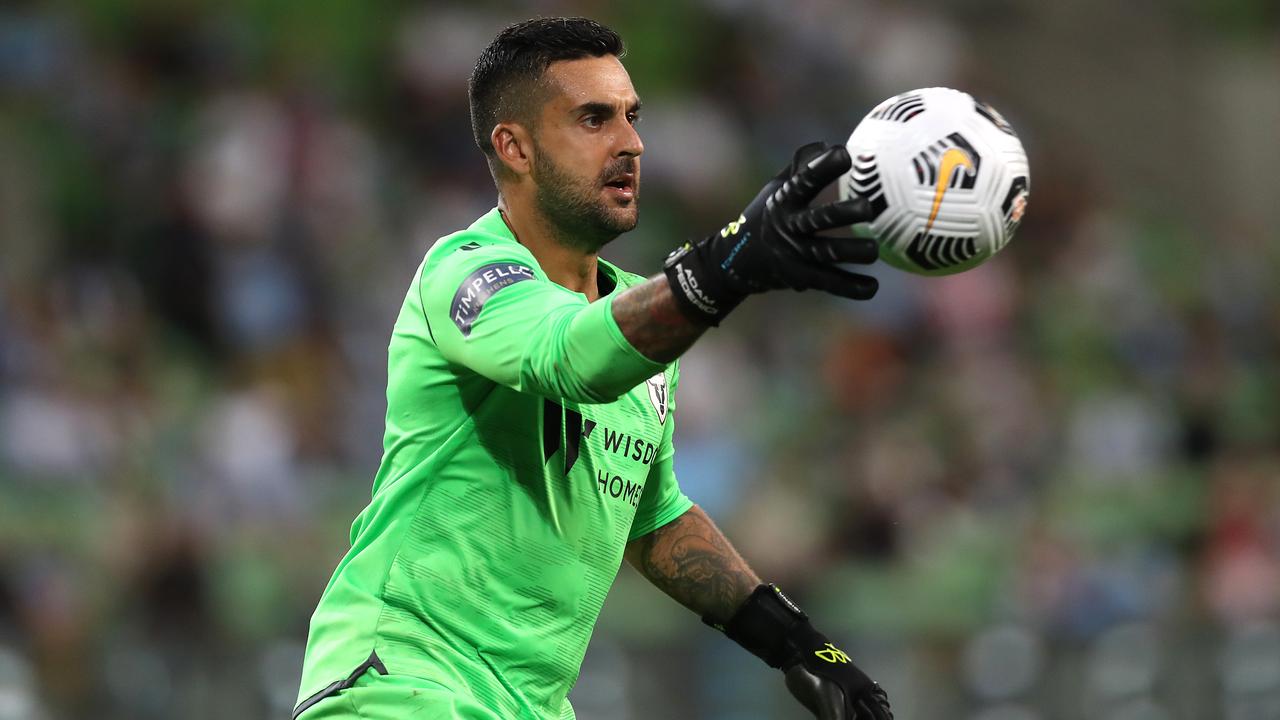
[532,151,637,253]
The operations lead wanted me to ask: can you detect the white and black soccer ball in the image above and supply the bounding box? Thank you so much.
[840,87,1030,276]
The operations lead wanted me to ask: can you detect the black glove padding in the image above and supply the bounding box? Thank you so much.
[707,585,893,720]
[782,625,893,720]
[663,143,879,325]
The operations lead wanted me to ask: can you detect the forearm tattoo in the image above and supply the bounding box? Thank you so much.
[628,505,761,624]
[611,276,707,363]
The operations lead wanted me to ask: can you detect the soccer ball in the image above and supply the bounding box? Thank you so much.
[840,87,1030,276]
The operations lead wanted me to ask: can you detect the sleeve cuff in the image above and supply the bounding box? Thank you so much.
[600,293,666,371]
[562,295,666,402]
[627,493,694,542]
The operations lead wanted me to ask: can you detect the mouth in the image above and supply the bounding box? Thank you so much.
[603,173,636,201]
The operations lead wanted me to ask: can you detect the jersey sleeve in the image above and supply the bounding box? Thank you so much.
[419,241,665,404]
[629,365,694,541]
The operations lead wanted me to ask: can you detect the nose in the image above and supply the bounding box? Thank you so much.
[617,119,643,159]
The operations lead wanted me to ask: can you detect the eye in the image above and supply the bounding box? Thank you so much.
[583,115,603,129]
[626,112,640,125]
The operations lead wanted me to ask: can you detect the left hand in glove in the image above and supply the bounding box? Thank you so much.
[707,584,893,719]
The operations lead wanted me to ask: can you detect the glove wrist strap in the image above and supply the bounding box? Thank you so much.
[704,583,809,669]
[662,241,743,327]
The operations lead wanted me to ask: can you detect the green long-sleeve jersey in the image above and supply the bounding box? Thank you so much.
[296,208,693,719]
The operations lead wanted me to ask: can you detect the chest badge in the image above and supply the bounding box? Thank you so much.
[646,372,668,424]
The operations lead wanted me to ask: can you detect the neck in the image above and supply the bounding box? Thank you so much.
[498,193,601,301]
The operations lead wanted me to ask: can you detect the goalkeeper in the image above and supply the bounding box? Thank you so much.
[295,16,892,720]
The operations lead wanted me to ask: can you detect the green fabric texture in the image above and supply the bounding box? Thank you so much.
[296,209,692,720]
[298,670,540,720]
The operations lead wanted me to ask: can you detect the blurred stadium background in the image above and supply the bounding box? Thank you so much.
[1,1,1278,718]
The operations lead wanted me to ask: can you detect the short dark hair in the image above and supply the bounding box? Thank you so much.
[468,17,624,160]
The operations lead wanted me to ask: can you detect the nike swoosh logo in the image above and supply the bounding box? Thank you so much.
[924,147,975,233]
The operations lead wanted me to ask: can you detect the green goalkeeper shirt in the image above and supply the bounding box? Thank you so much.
[296,208,693,719]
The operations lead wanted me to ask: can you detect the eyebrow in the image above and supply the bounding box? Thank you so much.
[570,99,643,118]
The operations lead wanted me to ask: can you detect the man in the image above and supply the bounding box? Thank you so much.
[295,17,892,720]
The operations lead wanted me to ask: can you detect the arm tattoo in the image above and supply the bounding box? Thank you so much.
[626,505,761,625]
[611,276,708,363]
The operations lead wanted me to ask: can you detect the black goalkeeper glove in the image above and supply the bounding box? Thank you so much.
[707,584,893,720]
[662,142,879,326]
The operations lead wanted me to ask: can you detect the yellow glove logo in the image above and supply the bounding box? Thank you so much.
[814,643,851,664]
[720,214,747,237]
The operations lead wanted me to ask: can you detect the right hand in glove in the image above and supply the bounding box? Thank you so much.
[662,142,879,325]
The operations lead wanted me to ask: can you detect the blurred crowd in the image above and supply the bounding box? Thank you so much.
[1,1,1278,719]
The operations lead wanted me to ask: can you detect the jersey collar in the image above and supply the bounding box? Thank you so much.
[474,207,622,298]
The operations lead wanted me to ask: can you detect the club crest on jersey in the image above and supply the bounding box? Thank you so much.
[646,372,668,423]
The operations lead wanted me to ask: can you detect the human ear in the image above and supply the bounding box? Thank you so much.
[492,123,534,177]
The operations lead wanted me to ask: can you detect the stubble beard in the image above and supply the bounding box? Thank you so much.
[532,150,638,254]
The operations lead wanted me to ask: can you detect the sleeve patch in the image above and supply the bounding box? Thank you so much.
[450,262,535,336]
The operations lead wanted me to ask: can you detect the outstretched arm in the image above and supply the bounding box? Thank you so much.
[611,277,708,366]
[623,504,760,624]
[613,142,880,365]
